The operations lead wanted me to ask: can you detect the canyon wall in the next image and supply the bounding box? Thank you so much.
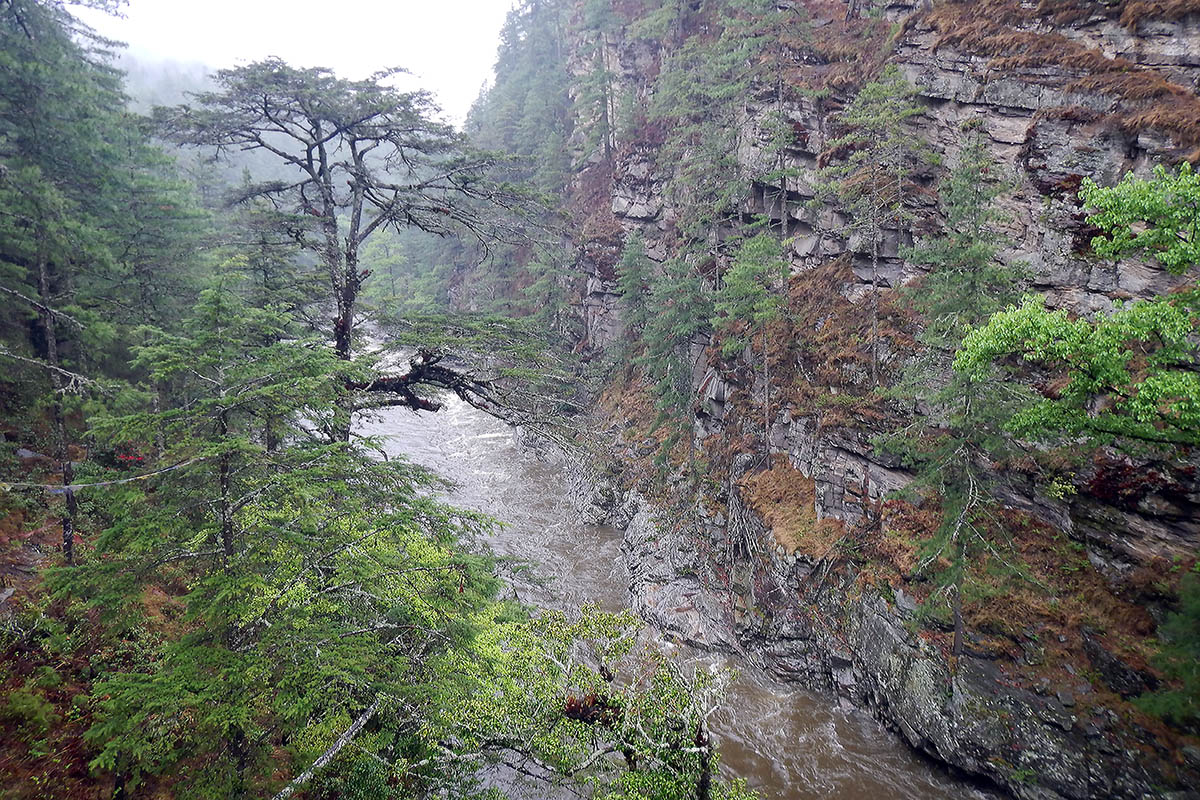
[569,2,1200,797]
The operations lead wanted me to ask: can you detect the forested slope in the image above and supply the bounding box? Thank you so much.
[0,2,760,798]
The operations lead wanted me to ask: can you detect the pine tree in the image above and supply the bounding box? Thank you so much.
[616,232,653,359]
[69,270,504,797]
[637,255,712,471]
[884,123,1025,657]
[819,65,926,386]
[712,228,787,447]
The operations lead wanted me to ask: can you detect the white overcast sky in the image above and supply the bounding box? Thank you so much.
[69,0,516,125]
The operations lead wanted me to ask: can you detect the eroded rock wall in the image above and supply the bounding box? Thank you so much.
[569,1,1200,797]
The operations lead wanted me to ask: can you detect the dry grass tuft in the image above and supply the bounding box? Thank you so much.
[922,0,1200,149]
[740,458,845,557]
[1119,0,1200,28]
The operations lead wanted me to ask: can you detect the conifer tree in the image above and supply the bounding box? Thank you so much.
[616,232,653,359]
[636,255,712,470]
[819,65,925,386]
[884,124,1024,657]
[576,0,621,166]
[712,228,787,447]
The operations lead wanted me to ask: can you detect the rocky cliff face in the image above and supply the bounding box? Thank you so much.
[569,1,1200,797]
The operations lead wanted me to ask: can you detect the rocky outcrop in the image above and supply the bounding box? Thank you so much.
[602,482,1200,800]
[569,1,1200,797]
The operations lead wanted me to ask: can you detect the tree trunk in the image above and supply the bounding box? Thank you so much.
[271,696,382,800]
[762,325,770,452]
[870,233,880,387]
[952,536,965,660]
[36,244,76,565]
[694,722,712,800]
[217,408,235,560]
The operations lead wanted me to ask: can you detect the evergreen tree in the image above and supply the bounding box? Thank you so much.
[156,60,534,436]
[616,232,653,359]
[576,0,621,166]
[69,272,500,797]
[712,228,787,447]
[884,125,1024,657]
[637,255,712,470]
[819,65,926,386]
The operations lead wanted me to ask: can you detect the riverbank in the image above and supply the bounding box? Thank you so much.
[363,397,991,799]
[572,451,1200,800]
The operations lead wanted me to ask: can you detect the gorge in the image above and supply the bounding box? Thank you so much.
[1,1,1198,798]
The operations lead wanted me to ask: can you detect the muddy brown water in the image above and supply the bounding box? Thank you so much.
[358,398,994,800]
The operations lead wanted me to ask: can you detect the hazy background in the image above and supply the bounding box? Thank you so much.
[70,0,514,125]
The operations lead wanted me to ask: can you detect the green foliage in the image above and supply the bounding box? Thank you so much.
[1081,162,1200,275]
[957,290,1200,448]
[467,0,572,193]
[958,159,1200,451]
[1,684,59,737]
[636,255,713,464]
[821,65,926,234]
[1137,576,1200,731]
[435,605,755,800]
[617,232,654,356]
[883,126,1026,655]
[817,64,927,384]
[713,229,786,359]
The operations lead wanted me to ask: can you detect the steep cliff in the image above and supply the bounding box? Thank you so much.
[565,1,1200,797]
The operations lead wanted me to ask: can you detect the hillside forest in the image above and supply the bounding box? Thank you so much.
[1,1,1199,799]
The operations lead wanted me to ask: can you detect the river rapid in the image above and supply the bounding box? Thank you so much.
[358,398,993,800]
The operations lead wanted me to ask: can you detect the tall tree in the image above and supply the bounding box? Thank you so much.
[819,65,925,386]
[616,231,653,359]
[156,60,532,435]
[712,228,787,447]
[637,254,712,471]
[884,124,1024,657]
[0,0,149,562]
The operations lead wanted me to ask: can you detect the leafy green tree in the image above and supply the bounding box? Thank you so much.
[818,65,926,386]
[1082,162,1199,273]
[434,605,756,800]
[956,161,1200,450]
[712,229,787,446]
[885,126,1024,657]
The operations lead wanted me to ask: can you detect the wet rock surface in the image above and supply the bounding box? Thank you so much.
[605,486,1199,799]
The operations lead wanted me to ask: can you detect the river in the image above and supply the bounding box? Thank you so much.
[359,398,993,800]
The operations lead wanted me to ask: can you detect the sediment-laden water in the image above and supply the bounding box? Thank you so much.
[358,398,992,800]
